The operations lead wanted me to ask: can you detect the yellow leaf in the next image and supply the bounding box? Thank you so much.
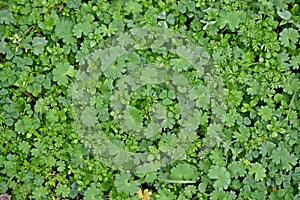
[136,188,152,200]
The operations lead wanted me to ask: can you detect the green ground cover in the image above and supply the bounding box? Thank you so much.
[0,0,299,199]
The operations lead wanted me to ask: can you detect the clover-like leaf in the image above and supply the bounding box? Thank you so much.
[249,162,266,181]
[125,0,143,14]
[32,37,48,55]
[83,184,102,200]
[52,62,75,85]
[0,9,14,24]
[170,58,190,72]
[218,11,240,31]
[81,107,98,127]
[290,54,300,70]
[208,166,231,190]
[258,106,273,121]
[277,10,292,20]
[271,147,297,170]
[114,172,139,196]
[104,62,126,79]
[228,161,247,178]
[170,163,198,180]
[55,184,70,198]
[32,186,48,200]
[279,28,299,49]
[54,19,76,44]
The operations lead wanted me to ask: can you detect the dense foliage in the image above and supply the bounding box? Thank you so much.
[0,0,299,199]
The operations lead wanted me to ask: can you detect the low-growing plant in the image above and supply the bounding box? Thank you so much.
[0,0,299,199]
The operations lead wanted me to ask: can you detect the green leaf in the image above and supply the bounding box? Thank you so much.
[193,85,210,108]
[228,161,246,178]
[39,12,59,31]
[281,75,300,95]
[170,58,190,72]
[14,118,33,134]
[55,184,70,198]
[198,182,208,193]
[104,62,125,79]
[210,190,228,200]
[279,28,299,49]
[290,54,300,70]
[258,106,273,121]
[249,162,266,181]
[81,107,98,127]
[128,106,143,127]
[170,163,198,180]
[125,1,143,13]
[167,90,176,99]
[73,15,96,38]
[54,19,76,44]
[52,62,75,85]
[157,188,177,200]
[167,14,175,25]
[271,147,297,170]
[259,141,276,156]
[277,10,292,20]
[32,37,48,55]
[56,160,66,172]
[66,0,82,9]
[178,3,186,14]
[13,56,33,69]
[114,172,139,196]
[208,166,231,190]
[70,144,89,168]
[218,11,240,31]
[185,185,197,197]
[0,9,14,24]
[32,186,48,200]
[18,141,31,155]
[0,39,13,58]
[233,125,250,143]
[34,174,44,186]
[46,109,59,124]
[246,80,260,95]
[84,185,102,200]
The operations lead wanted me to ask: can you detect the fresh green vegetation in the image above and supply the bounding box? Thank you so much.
[0,0,299,199]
